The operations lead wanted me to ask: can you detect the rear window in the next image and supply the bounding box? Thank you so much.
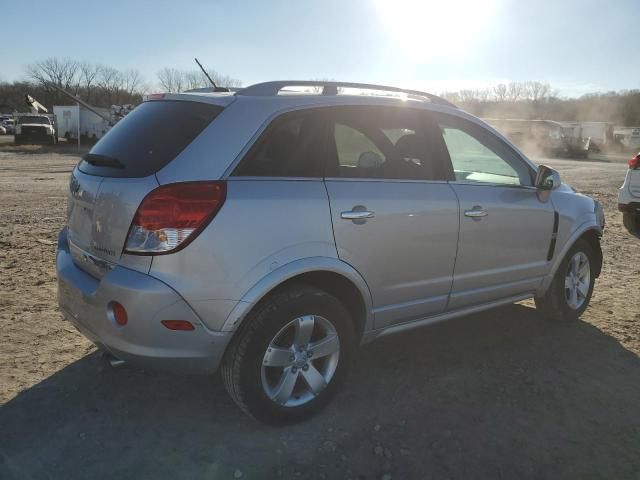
[79,101,223,178]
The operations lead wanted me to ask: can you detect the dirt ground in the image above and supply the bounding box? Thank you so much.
[1,142,639,480]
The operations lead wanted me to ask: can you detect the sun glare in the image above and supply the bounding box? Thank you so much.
[374,0,498,59]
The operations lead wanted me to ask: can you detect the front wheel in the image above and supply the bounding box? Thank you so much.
[535,238,596,322]
[221,284,355,424]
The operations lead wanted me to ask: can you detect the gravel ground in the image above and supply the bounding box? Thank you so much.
[1,144,639,480]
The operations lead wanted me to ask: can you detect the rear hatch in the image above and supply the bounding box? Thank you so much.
[66,100,224,277]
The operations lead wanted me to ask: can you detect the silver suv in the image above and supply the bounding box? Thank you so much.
[56,81,605,423]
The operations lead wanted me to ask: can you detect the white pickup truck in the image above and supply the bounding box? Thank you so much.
[14,114,57,145]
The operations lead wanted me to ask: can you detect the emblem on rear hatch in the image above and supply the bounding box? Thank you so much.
[91,242,115,257]
[70,176,83,198]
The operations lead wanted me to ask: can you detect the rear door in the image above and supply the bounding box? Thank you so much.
[323,106,460,329]
[66,100,223,276]
[433,113,555,310]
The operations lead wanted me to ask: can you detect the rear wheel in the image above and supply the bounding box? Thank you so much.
[535,238,595,322]
[221,284,355,424]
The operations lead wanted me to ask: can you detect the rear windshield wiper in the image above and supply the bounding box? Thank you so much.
[82,153,125,169]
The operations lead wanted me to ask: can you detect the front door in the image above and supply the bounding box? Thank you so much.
[322,106,460,329]
[434,113,555,310]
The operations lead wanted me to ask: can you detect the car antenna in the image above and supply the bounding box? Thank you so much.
[194,57,229,92]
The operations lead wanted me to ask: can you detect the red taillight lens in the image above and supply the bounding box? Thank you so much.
[629,154,640,169]
[124,181,226,255]
[112,302,128,326]
[161,320,195,331]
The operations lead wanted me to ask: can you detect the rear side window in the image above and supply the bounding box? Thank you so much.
[326,106,451,181]
[232,111,325,178]
[79,101,223,178]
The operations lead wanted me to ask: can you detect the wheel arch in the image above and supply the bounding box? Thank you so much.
[541,224,603,293]
[580,228,603,278]
[221,257,373,343]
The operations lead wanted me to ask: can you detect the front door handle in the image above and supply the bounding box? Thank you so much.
[464,207,488,218]
[341,210,375,220]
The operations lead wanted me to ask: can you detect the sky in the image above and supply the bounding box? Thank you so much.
[1,0,639,97]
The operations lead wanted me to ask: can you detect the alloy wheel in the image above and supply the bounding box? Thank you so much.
[565,251,590,310]
[261,315,340,407]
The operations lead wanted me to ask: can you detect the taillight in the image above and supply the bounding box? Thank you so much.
[124,181,226,255]
[630,154,640,169]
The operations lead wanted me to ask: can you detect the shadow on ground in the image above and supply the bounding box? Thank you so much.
[2,304,640,480]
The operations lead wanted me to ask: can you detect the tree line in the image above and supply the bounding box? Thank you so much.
[1,59,639,126]
[442,81,640,126]
[0,57,242,113]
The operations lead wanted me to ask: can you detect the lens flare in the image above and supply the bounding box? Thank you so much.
[374,0,499,60]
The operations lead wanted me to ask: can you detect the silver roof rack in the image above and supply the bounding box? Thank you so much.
[237,81,457,108]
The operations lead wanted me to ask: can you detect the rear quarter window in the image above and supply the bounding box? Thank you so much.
[79,101,223,178]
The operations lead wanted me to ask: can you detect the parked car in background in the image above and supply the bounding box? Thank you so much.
[0,125,6,135]
[2,118,15,134]
[14,114,57,145]
[618,153,640,238]
[56,81,605,424]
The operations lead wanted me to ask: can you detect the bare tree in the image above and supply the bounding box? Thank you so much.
[97,66,124,104]
[157,68,185,93]
[26,57,81,93]
[493,83,508,102]
[157,67,241,92]
[122,69,143,97]
[79,61,100,104]
[524,81,552,102]
[506,82,523,102]
[184,70,208,90]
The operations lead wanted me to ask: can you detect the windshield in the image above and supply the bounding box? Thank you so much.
[18,116,50,125]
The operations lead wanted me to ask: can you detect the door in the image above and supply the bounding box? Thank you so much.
[322,106,460,329]
[434,113,555,310]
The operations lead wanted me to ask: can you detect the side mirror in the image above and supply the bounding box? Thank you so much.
[535,165,561,190]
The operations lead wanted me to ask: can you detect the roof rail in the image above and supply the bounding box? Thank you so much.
[237,81,457,108]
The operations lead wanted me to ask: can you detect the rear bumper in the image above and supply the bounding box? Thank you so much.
[56,227,232,374]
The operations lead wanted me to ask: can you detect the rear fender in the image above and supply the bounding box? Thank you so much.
[221,257,374,335]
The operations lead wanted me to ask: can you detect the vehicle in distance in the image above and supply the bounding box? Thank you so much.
[618,153,640,238]
[2,118,15,134]
[56,81,605,424]
[15,114,57,145]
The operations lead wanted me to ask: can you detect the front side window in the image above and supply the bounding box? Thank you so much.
[436,114,532,186]
[327,107,449,181]
[233,111,325,177]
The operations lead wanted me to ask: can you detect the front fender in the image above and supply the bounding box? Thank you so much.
[540,220,602,293]
[221,256,374,333]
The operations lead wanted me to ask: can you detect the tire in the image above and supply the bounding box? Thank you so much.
[622,212,640,238]
[535,238,596,322]
[221,283,355,424]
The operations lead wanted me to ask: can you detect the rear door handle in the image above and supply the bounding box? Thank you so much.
[464,207,488,218]
[341,210,375,220]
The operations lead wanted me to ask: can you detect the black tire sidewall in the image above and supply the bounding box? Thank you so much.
[235,287,354,424]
